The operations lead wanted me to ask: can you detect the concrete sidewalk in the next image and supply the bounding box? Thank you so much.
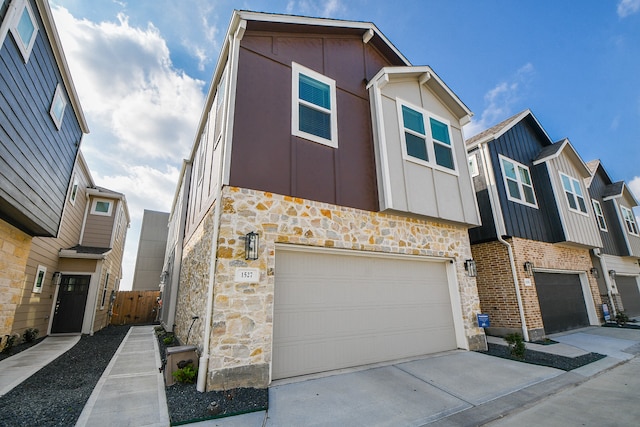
[0,335,80,397]
[76,325,169,427]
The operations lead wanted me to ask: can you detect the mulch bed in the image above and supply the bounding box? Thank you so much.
[481,342,606,371]
[155,328,268,425]
[0,337,46,362]
[602,322,640,329]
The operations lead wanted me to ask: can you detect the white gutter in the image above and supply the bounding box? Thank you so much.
[196,20,245,393]
[478,142,530,341]
[591,248,616,317]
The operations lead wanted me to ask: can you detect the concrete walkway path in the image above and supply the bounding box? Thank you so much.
[75,325,169,427]
[0,335,80,397]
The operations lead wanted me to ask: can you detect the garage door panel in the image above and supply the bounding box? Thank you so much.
[273,249,457,380]
[534,272,589,334]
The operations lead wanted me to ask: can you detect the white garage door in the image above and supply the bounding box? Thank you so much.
[273,247,457,380]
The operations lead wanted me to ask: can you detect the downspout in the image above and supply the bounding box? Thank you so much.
[478,142,530,341]
[592,248,617,317]
[196,20,245,393]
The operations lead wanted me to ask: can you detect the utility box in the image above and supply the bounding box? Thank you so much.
[164,345,198,386]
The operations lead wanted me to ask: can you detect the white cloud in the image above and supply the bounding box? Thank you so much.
[463,63,535,138]
[629,176,640,200]
[51,6,205,289]
[618,0,640,17]
[286,0,346,17]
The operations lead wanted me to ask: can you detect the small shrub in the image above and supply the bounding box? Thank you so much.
[172,363,197,383]
[2,334,20,353]
[163,335,174,345]
[616,311,629,326]
[505,333,526,360]
[23,328,39,343]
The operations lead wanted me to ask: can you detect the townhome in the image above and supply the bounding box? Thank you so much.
[586,160,640,318]
[165,10,486,392]
[0,0,88,345]
[467,109,603,341]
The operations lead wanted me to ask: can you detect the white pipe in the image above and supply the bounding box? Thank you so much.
[478,142,529,341]
[592,249,617,317]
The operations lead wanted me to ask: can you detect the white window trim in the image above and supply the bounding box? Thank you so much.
[100,271,110,309]
[33,264,46,293]
[468,153,479,177]
[291,62,338,148]
[621,205,639,236]
[396,99,459,176]
[592,199,607,232]
[90,198,113,216]
[559,172,589,216]
[9,0,39,63]
[69,176,79,205]
[498,154,538,208]
[49,84,67,130]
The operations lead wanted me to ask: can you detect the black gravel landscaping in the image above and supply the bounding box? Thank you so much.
[482,342,606,371]
[0,325,130,427]
[155,328,268,425]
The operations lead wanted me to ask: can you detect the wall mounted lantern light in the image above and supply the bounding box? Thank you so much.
[523,261,534,277]
[244,231,259,261]
[464,259,477,277]
[609,270,617,279]
[589,267,599,278]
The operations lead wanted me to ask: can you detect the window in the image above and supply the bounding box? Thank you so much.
[468,153,479,177]
[621,205,639,236]
[10,0,39,62]
[398,101,457,172]
[560,173,587,214]
[69,177,79,205]
[592,200,607,231]
[50,84,67,129]
[33,265,46,293]
[499,155,537,207]
[100,272,110,309]
[292,62,338,148]
[91,198,112,216]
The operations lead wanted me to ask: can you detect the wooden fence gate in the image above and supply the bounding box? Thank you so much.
[110,290,160,325]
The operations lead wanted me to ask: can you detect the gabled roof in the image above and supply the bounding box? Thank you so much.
[366,66,473,124]
[532,138,592,178]
[86,186,131,224]
[465,109,552,149]
[603,181,640,206]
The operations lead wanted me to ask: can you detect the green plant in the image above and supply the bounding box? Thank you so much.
[2,334,20,353]
[172,363,197,383]
[505,333,526,360]
[616,311,629,326]
[163,335,174,345]
[23,328,39,343]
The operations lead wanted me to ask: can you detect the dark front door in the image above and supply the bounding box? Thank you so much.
[51,275,91,333]
[616,276,640,318]
[534,272,590,334]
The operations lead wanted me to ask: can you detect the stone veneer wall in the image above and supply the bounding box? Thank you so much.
[0,220,31,348]
[177,186,486,391]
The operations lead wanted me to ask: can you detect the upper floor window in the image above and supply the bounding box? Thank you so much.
[468,153,479,177]
[50,84,67,129]
[499,155,537,208]
[10,0,39,62]
[292,62,338,148]
[621,205,639,236]
[91,198,113,216]
[69,177,79,205]
[398,101,457,173]
[560,172,587,215]
[592,200,607,231]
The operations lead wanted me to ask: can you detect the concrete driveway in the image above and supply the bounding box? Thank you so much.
[196,326,640,427]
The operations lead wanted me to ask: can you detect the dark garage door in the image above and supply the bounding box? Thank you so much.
[534,272,589,334]
[616,276,640,318]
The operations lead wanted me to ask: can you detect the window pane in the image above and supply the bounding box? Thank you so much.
[430,118,450,145]
[518,166,532,185]
[405,132,428,161]
[523,185,536,205]
[17,7,35,48]
[434,143,454,169]
[502,159,517,180]
[299,104,331,139]
[95,201,110,213]
[565,192,577,210]
[598,217,606,230]
[577,196,587,213]
[572,180,584,197]
[52,95,66,122]
[507,179,521,200]
[561,174,572,192]
[593,201,602,215]
[402,106,424,134]
[299,74,330,109]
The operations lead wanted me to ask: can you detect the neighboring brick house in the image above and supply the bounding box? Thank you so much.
[467,110,604,341]
[168,10,486,391]
[586,160,640,318]
[0,0,88,346]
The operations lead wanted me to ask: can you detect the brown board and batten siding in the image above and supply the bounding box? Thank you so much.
[229,27,404,212]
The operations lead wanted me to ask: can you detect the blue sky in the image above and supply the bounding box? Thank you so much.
[49,0,640,289]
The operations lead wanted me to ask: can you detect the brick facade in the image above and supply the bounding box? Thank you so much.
[176,186,486,391]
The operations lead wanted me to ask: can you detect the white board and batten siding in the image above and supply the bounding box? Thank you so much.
[272,245,466,380]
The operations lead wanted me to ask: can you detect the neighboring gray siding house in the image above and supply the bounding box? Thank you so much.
[586,160,640,318]
[132,209,170,291]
